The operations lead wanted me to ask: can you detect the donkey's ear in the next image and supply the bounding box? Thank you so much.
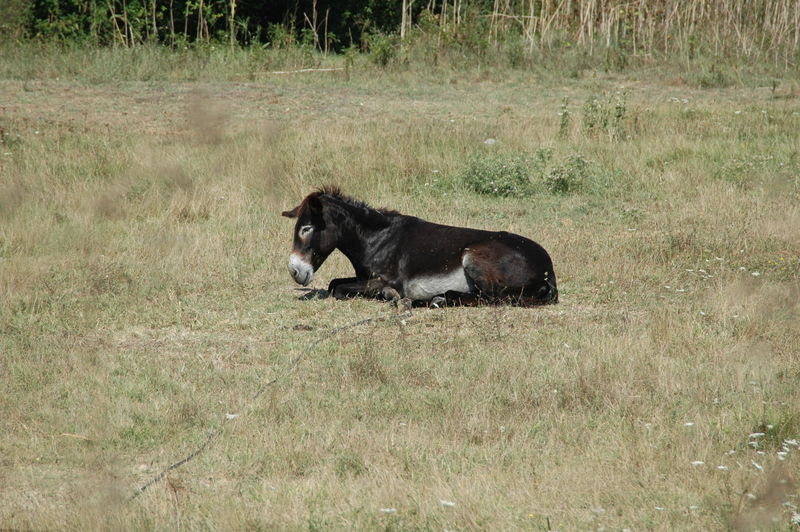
[281,205,299,218]
[306,195,323,217]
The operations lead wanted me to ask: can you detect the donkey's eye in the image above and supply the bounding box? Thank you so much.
[299,225,313,238]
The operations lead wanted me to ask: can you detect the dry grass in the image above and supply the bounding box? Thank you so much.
[0,53,799,530]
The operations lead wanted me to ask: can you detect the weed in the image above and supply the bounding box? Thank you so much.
[558,97,570,138]
[582,92,628,141]
[458,152,536,197]
[368,32,399,67]
[546,154,591,194]
[458,149,609,197]
[334,451,368,478]
[689,62,734,89]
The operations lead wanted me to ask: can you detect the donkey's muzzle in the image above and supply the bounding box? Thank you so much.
[288,253,314,286]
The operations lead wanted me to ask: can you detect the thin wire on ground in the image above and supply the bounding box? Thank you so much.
[129,308,413,501]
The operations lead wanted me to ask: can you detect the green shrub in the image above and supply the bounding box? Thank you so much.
[458,149,608,197]
[582,92,628,141]
[689,63,733,88]
[458,150,550,197]
[546,154,591,194]
[368,33,399,67]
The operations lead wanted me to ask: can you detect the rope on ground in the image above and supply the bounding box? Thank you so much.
[128,308,413,501]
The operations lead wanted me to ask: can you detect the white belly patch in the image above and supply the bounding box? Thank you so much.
[404,268,471,301]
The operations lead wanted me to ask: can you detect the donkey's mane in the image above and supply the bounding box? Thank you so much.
[312,185,398,216]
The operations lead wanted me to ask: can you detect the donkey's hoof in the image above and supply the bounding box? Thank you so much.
[430,296,446,308]
[382,286,401,302]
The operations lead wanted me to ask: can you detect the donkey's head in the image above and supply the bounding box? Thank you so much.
[281,191,340,286]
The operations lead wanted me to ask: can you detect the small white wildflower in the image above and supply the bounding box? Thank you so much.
[664,285,672,289]
[751,271,761,277]
[777,452,787,460]
[691,461,705,466]
[379,508,397,513]
[439,499,456,508]
[225,413,239,420]
[726,450,737,455]
[751,460,764,471]
[717,465,729,471]
[791,512,800,525]
[749,432,766,438]
[746,493,757,500]
[700,311,707,316]
[784,439,798,447]
[591,507,606,514]
[749,441,759,448]
[684,422,695,427]
[689,505,699,511]
[756,451,765,455]
[654,506,665,511]
[644,423,653,430]
[739,266,747,271]
[483,138,497,145]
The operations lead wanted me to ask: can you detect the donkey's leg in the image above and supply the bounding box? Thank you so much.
[462,244,536,302]
[327,277,360,298]
[328,277,391,300]
[440,290,488,307]
[461,241,557,305]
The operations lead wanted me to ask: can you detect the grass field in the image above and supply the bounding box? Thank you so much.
[1,48,799,530]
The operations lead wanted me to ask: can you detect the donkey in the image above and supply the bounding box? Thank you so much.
[282,186,558,306]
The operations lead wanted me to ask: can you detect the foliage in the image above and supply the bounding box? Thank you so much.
[546,154,591,194]
[367,32,398,67]
[582,92,628,141]
[458,152,538,198]
[4,0,798,74]
[459,149,609,197]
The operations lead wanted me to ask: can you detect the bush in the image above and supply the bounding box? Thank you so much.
[368,33,399,67]
[458,149,608,197]
[582,92,628,141]
[546,154,591,194]
[458,150,550,197]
